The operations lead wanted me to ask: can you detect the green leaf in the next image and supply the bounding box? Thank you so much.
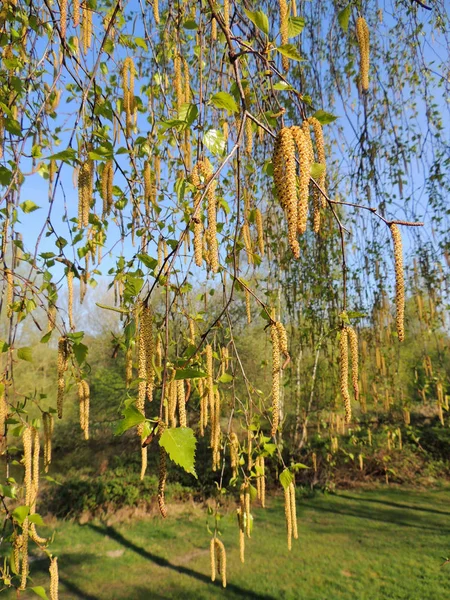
[174,368,207,380]
[0,339,9,352]
[338,5,352,32]
[137,253,158,270]
[312,110,338,125]
[40,331,52,344]
[279,468,294,490]
[17,347,33,362]
[178,103,198,126]
[115,405,146,435]
[218,373,233,383]
[292,462,309,471]
[28,513,45,526]
[134,37,148,51]
[159,427,197,478]
[244,9,269,35]
[31,587,50,600]
[96,302,130,315]
[310,162,326,179]
[12,505,30,525]
[183,19,198,29]
[0,484,16,498]
[72,342,88,365]
[203,129,226,156]
[210,92,238,115]
[46,148,77,163]
[273,81,294,91]
[288,16,305,38]
[276,44,303,61]
[20,200,41,214]
[5,118,22,136]
[0,166,12,186]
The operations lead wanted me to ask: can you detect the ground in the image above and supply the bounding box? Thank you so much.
[10,487,450,599]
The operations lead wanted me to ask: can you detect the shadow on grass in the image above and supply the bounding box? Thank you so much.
[303,498,450,533]
[88,523,277,600]
[336,493,450,517]
[30,556,101,600]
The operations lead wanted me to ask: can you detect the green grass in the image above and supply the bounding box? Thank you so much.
[9,487,450,599]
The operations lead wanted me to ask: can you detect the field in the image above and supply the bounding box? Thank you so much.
[10,487,450,600]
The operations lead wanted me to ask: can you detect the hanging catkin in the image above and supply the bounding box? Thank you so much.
[307,117,327,232]
[142,304,154,403]
[67,269,74,330]
[270,318,281,436]
[290,481,298,541]
[214,538,227,588]
[153,0,160,24]
[43,412,54,472]
[390,224,405,342]
[5,268,13,317]
[73,0,80,27]
[57,337,68,419]
[273,128,300,258]
[101,159,114,217]
[278,0,289,71]
[77,380,90,440]
[122,57,136,137]
[242,220,253,265]
[0,384,7,437]
[81,1,92,54]
[77,158,92,228]
[174,53,183,110]
[291,125,311,234]
[284,483,292,550]
[177,380,187,427]
[356,16,370,92]
[245,288,251,324]
[210,537,216,582]
[49,556,59,600]
[191,163,204,267]
[256,456,266,507]
[339,328,352,423]
[158,421,168,518]
[347,326,359,402]
[255,208,265,256]
[212,388,221,470]
[238,491,245,562]
[201,159,219,273]
[229,432,239,478]
[60,0,67,39]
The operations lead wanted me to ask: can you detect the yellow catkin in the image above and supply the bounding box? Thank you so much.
[223,0,230,29]
[278,0,289,71]
[290,125,311,234]
[212,389,221,470]
[19,517,29,590]
[142,304,154,403]
[201,159,218,273]
[307,117,327,231]
[122,57,136,137]
[158,422,167,518]
[339,328,351,423]
[82,2,92,54]
[5,267,13,317]
[390,224,405,342]
[49,556,59,600]
[205,343,214,430]
[290,481,298,540]
[153,0,160,24]
[77,380,90,440]
[177,380,187,427]
[275,321,289,357]
[60,0,67,39]
[23,427,33,506]
[312,452,317,472]
[242,289,250,325]
[270,319,281,437]
[238,492,245,562]
[77,159,91,228]
[73,0,80,27]
[125,346,133,387]
[31,427,40,512]
[255,208,264,256]
[0,115,4,159]
[168,378,177,428]
[242,221,253,265]
[67,269,74,331]
[284,483,292,550]
[174,53,183,110]
[143,160,152,210]
[273,128,300,258]
[244,485,251,538]
[210,537,216,582]
[0,384,7,437]
[43,412,53,472]
[214,538,227,588]
[356,17,370,92]
[101,159,114,217]
[191,163,204,267]
[347,326,359,402]
[57,337,68,419]
[256,456,266,507]
[229,432,239,478]
[245,116,253,155]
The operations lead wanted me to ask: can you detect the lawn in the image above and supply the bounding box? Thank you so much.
[8,487,450,599]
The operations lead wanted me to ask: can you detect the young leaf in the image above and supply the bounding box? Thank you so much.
[288,16,305,38]
[72,342,88,365]
[218,373,233,383]
[203,129,226,156]
[115,405,146,435]
[17,347,33,362]
[174,368,207,380]
[277,44,303,62]
[12,505,30,525]
[28,513,45,526]
[244,9,269,35]
[279,468,294,490]
[210,92,239,114]
[310,163,326,179]
[159,427,197,478]
[31,587,50,600]
[312,109,338,125]
[338,5,352,32]
[20,200,41,214]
